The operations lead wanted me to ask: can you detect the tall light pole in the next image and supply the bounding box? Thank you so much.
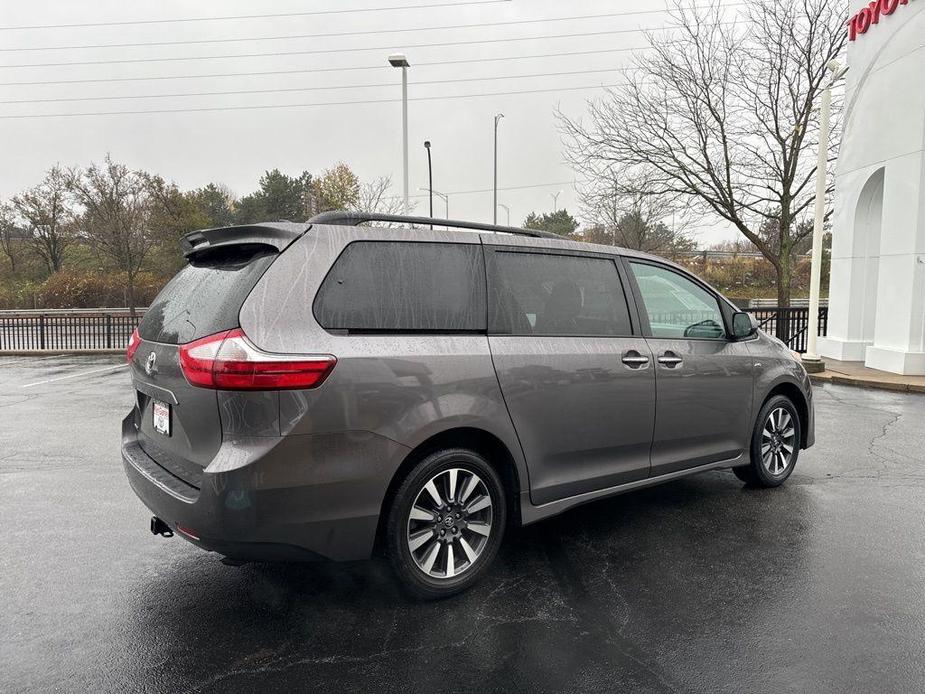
[424,140,433,226]
[551,190,562,212]
[389,54,410,214]
[803,59,849,372]
[498,203,510,226]
[493,113,504,224]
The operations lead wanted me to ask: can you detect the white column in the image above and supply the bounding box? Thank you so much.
[864,150,925,375]
[804,85,833,363]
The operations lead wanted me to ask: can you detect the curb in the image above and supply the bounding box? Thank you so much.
[810,372,925,394]
[0,349,124,356]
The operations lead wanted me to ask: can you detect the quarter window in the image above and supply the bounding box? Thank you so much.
[629,262,726,339]
[314,241,486,332]
[488,251,632,336]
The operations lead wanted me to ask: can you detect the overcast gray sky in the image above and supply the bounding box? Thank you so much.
[0,0,735,244]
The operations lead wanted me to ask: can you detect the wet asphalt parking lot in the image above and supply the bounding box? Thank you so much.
[2,354,924,693]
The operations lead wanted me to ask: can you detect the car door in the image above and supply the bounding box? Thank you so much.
[485,243,656,506]
[624,258,755,477]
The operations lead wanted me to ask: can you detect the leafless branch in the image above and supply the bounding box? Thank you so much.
[558,0,846,305]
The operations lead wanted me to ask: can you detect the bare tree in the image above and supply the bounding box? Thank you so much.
[12,166,73,274]
[354,176,405,215]
[559,0,846,307]
[579,178,696,255]
[350,175,414,226]
[0,202,21,274]
[67,156,158,315]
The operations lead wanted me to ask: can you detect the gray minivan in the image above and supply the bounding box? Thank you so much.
[122,212,814,599]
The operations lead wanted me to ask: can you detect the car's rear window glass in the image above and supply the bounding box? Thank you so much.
[313,241,486,332]
[488,251,632,336]
[139,245,276,344]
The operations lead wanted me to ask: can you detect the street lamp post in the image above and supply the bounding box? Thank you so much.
[551,190,562,212]
[389,54,411,214]
[424,140,433,226]
[493,113,504,224]
[803,60,849,373]
[498,203,510,226]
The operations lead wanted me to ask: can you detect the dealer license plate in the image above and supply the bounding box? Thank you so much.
[153,399,171,436]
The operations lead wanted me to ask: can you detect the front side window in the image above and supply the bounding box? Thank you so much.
[488,251,632,336]
[629,261,726,339]
[313,241,486,332]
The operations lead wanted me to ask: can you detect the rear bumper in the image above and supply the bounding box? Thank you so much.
[121,414,410,561]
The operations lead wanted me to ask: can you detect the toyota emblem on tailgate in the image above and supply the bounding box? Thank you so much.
[144,351,157,376]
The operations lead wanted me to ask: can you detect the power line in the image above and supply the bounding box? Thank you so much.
[0,82,622,119]
[0,0,511,31]
[407,181,574,199]
[0,7,736,52]
[0,15,616,53]
[0,67,636,105]
[0,47,649,87]
[0,28,665,69]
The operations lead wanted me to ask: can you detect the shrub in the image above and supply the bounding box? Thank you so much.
[35,271,165,309]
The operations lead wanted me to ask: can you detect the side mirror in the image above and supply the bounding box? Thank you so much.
[732,311,757,339]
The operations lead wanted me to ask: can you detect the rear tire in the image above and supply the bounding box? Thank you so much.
[733,395,801,488]
[386,448,506,600]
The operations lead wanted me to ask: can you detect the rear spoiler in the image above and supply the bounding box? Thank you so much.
[181,222,309,260]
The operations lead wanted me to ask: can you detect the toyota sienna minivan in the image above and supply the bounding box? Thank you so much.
[122,211,814,599]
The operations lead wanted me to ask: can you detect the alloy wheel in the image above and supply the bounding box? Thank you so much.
[761,406,796,475]
[406,468,493,579]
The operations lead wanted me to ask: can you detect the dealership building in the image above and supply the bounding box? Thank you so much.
[818,0,925,374]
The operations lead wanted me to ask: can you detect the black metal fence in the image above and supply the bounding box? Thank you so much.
[0,310,142,351]
[744,306,828,353]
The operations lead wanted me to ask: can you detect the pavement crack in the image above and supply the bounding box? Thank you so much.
[542,536,683,694]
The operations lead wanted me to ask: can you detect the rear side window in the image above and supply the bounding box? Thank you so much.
[139,245,276,344]
[487,251,632,336]
[313,241,486,332]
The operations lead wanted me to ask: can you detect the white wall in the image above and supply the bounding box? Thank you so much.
[818,0,925,374]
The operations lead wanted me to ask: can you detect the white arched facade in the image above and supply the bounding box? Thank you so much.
[818,0,925,375]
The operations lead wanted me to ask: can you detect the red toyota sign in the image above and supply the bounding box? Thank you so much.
[848,0,916,41]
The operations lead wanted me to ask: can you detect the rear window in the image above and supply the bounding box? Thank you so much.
[139,245,276,344]
[313,241,486,332]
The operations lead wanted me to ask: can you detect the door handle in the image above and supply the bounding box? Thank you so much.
[621,351,650,368]
[657,351,683,367]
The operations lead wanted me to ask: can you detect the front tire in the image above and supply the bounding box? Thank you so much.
[386,448,506,600]
[733,395,801,487]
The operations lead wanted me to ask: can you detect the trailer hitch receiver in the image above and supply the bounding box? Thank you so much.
[150,516,174,538]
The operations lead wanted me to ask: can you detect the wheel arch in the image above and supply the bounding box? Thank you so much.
[373,427,522,555]
[761,380,810,449]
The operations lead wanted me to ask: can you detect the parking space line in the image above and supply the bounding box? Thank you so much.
[20,363,128,388]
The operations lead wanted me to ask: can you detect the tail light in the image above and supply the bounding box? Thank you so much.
[126,328,141,363]
[178,328,336,391]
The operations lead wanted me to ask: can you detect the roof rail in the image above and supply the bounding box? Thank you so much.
[307,211,562,240]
